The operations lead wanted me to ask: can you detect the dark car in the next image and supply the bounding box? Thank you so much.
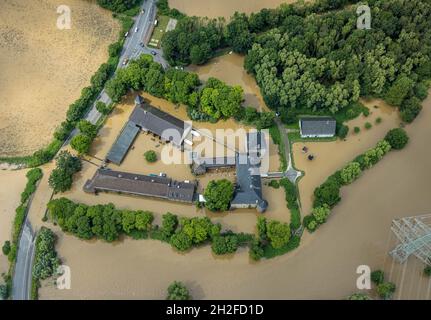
[151,51,157,56]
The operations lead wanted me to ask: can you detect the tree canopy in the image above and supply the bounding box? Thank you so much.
[204,179,235,212]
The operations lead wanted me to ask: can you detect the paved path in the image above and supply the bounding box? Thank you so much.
[275,118,301,183]
[12,220,36,300]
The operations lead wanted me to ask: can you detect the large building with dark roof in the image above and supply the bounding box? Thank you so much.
[299,117,336,138]
[130,95,192,148]
[84,169,197,203]
[106,121,140,165]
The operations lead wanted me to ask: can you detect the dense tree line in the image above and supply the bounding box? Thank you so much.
[304,129,409,232]
[47,198,253,256]
[245,0,431,121]
[162,0,363,66]
[106,54,275,125]
[32,228,60,281]
[97,0,141,13]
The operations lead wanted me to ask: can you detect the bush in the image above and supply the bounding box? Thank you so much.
[424,266,431,277]
[385,128,409,150]
[348,293,371,300]
[8,245,17,263]
[96,101,112,115]
[371,270,385,285]
[249,238,264,261]
[166,281,191,300]
[364,122,372,130]
[161,213,178,240]
[303,215,318,232]
[376,282,396,300]
[363,108,370,117]
[268,180,280,189]
[2,241,11,256]
[337,124,349,139]
[211,235,239,255]
[77,120,98,139]
[313,178,341,208]
[0,284,8,300]
[32,227,60,280]
[170,232,193,252]
[144,150,157,163]
[311,204,331,225]
[375,117,382,124]
[400,97,422,123]
[354,126,360,134]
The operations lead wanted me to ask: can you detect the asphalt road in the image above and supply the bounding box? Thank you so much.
[12,220,35,300]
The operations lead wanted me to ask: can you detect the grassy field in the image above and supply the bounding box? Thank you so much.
[148,15,171,48]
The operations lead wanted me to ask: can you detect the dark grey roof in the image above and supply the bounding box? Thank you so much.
[247,131,267,156]
[231,153,266,211]
[300,117,336,136]
[130,102,191,146]
[106,121,140,165]
[135,94,144,105]
[84,169,197,203]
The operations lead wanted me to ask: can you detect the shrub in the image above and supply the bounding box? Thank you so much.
[424,266,431,277]
[7,245,17,263]
[364,122,372,130]
[96,101,112,115]
[268,180,280,189]
[211,235,239,255]
[161,213,178,240]
[348,293,371,300]
[354,126,360,134]
[32,227,60,280]
[144,150,157,163]
[313,178,341,208]
[249,238,264,261]
[303,215,318,232]
[337,124,349,139]
[376,282,396,300]
[2,241,11,256]
[166,281,191,300]
[0,284,8,300]
[385,128,409,150]
[77,120,98,139]
[375,117,382,124]
[363,108,370,117]
[371,270,385,285]
[400,97,422,123]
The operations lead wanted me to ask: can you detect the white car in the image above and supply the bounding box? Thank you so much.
[135,27,139,33]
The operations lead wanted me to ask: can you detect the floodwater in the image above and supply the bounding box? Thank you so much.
[39,91,431,299]
[188,53,268,112]
[0,0,119,156]
[169,0,310,19]
[0,169,28,275]
[293,100,402,215]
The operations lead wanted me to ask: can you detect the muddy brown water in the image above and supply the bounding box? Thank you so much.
[187,53,269,112]
[169,0,311,20]
[0,169,28,275]
[35,89,431,299]
[0,0,119,156]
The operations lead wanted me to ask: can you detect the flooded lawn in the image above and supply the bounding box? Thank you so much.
[293,100,401,215]
[0,169,28,275]
[188,53,268,111]
[169,0,311,19]
[0,0,119,156]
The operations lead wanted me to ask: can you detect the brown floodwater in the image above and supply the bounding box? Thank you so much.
[0,0,119,156]
[293,99,402,215]
[187,53,268,111]
[32,79,431,299]
[169,0,310,19]
[0,169,28,275]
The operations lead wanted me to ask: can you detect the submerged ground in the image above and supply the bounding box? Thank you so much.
[0,0,119,156]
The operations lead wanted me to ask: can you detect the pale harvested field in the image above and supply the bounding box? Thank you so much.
[0,0,119,157]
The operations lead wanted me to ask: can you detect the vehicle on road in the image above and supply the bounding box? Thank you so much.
[122,58,129,66]
[141,9,145,14]
[125,31,129,38]
[135,27,139,33]
[151,51,157,56]
[154,19,158,26]
[140,42,144,47]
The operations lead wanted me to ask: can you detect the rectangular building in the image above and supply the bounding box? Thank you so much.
[299,117,336,138]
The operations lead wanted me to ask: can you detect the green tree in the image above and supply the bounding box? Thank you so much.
[170,232,193,252]
[48,151,82,193]
[71,134,92,155]
[212,235,239,255]
[161,213,178,240]
[424,266,431,277]
[347,293,371,300]
[266,220,290,249]
[0,284,8,300]
[204,179,234,212]
[166,281,191,300]
[385,75,414,107]
[385,128,409,150]
[340,162,362,185]
[77,120,97,139]
[311,204,331,225]
[2,241,11,256]
[96,101,111,115]
[144,150,157,163]
[135,211,154,231]
[313,178,341,208]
